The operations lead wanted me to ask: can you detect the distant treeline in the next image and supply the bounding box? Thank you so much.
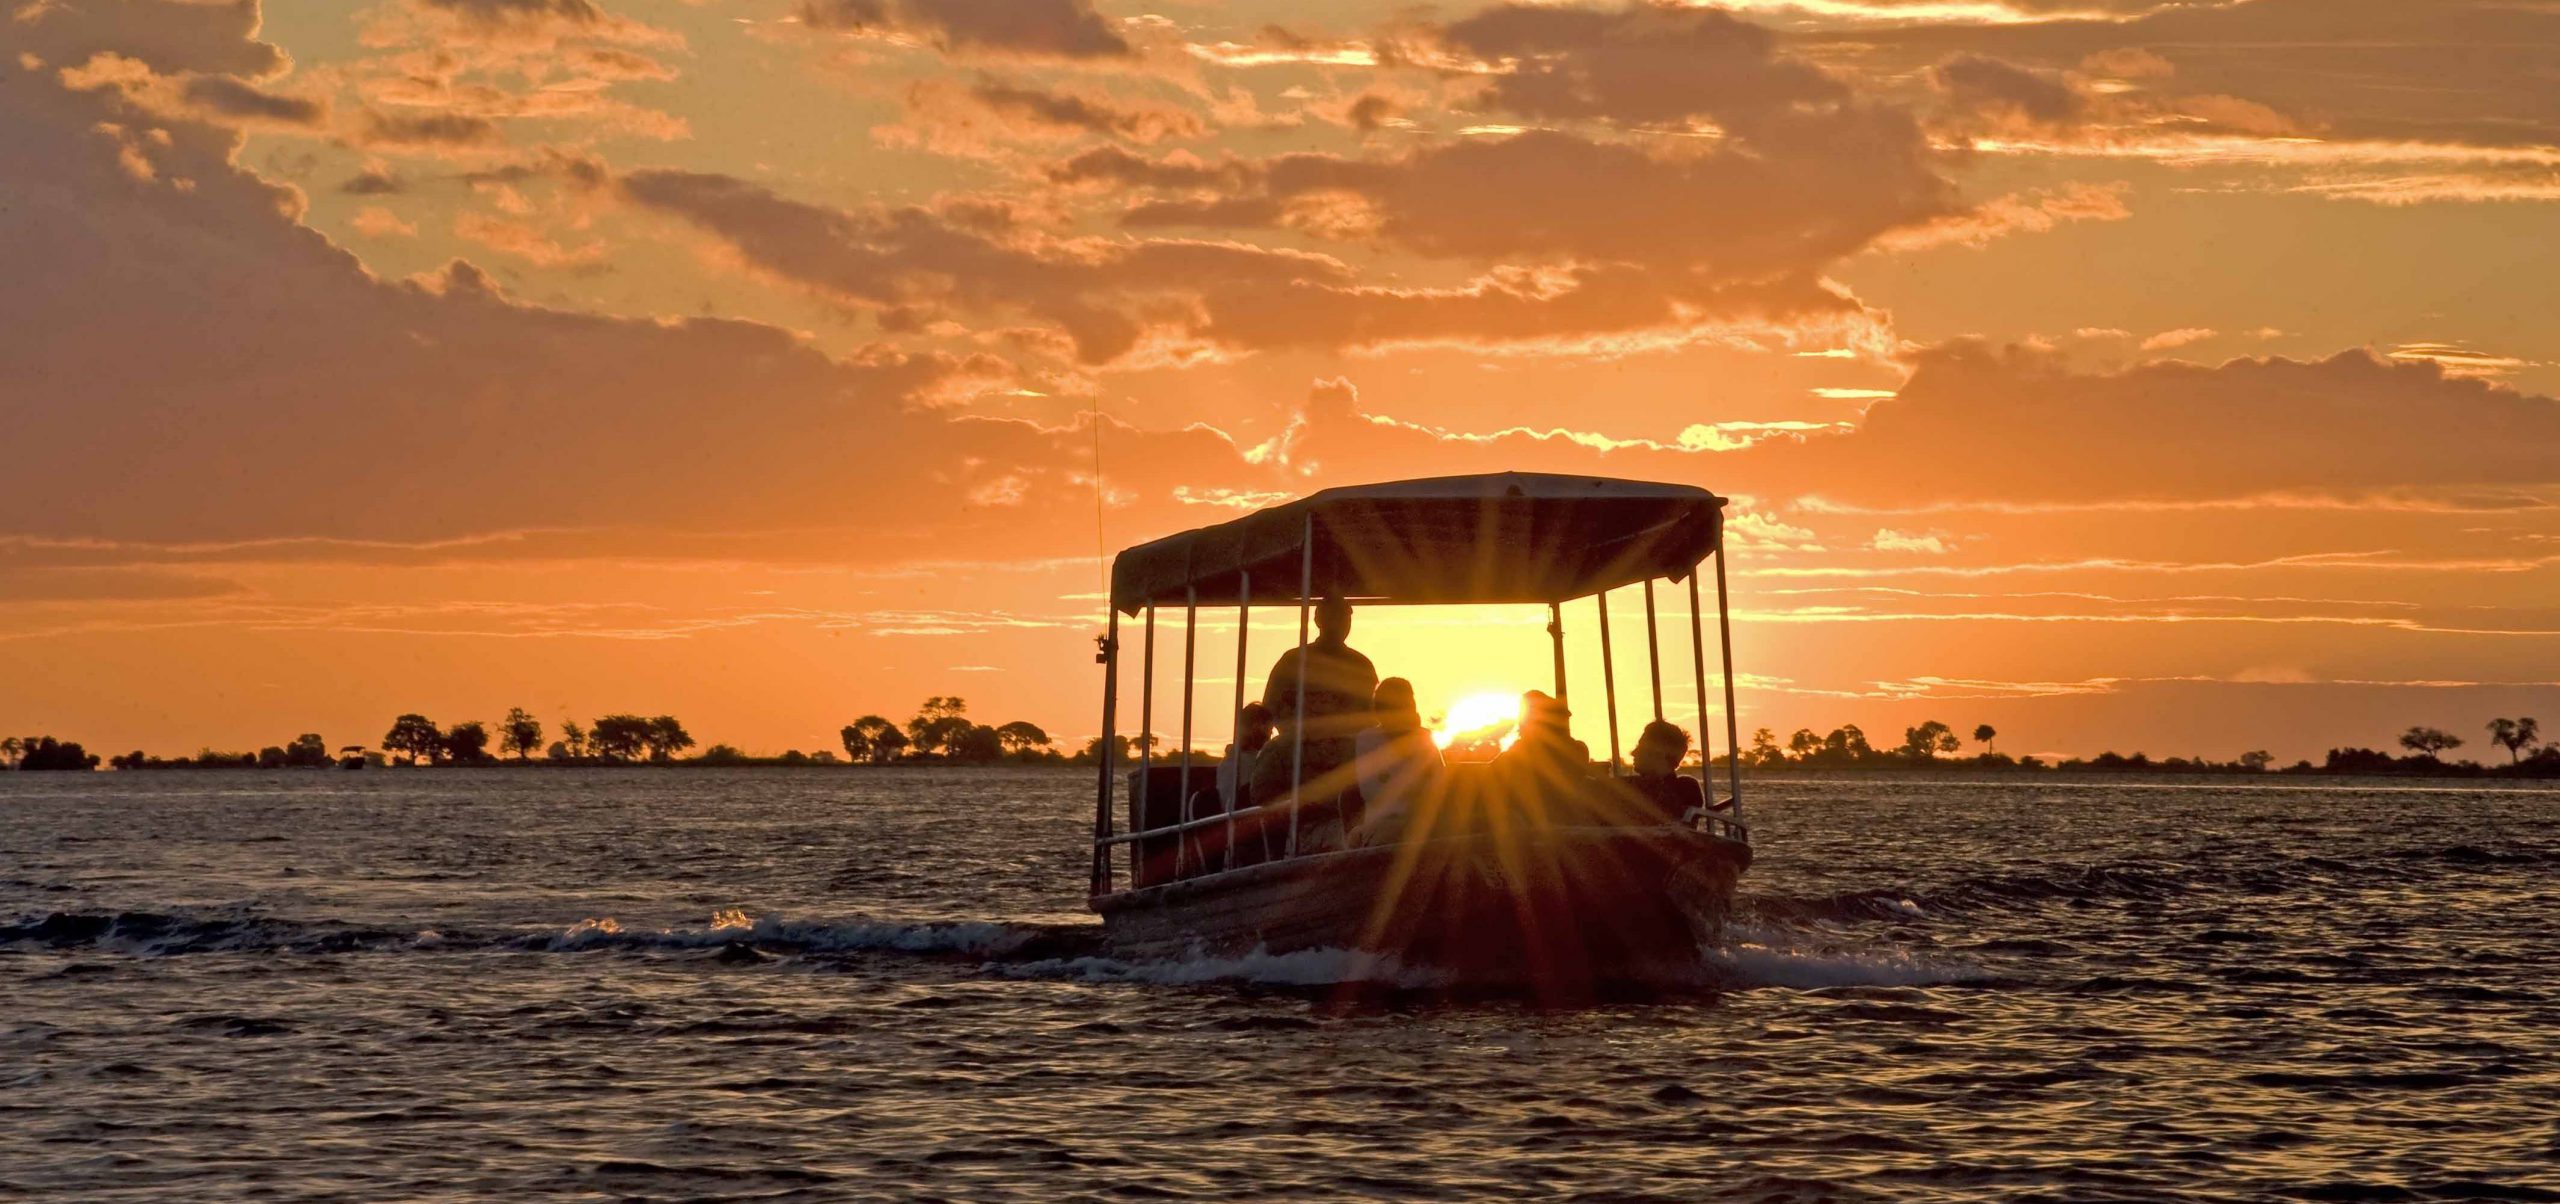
[1717,718,2559,779]
[10,711,2552,779]
[13,698,1096,773]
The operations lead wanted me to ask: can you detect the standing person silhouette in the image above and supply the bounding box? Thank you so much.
[1249,590,1377,848]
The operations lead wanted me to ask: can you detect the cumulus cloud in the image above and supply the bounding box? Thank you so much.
[1744,343,2560,506]
[1428,3,1843,128]
[796,0,1132,60]
[618,167,1353,363]
[0,1,1260,559]
[1932,53,2081,127]
[886,78,1206,151]
[1828,0,2560,153]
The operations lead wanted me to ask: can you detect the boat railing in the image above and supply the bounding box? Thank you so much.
[1098,788,1749,851]
[1094,770,1749,893]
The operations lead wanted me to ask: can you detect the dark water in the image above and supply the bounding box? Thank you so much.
[4,768,2557,1201]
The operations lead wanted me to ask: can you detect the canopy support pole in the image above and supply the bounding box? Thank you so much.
[1135,603,1154,885]
[1091,611,1118,896]
[1688,568,1712,786]
[1715,548,1745,823]
[1643,578,1664,722]
[1597,590,1622,776]
[1229,572,1249,871]
[1177,585,1197,878]
[1289,517,1312,859]
[1547,601,1567,709]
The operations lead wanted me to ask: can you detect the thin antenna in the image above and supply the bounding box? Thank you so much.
[1089,402,1109,604]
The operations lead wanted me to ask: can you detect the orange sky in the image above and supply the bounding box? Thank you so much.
[4,0,2557,764]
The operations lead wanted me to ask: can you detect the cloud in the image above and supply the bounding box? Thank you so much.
[1742,342,2560,505]
[177,74,326,126]
[0,3,1264,559]
[1111,125,1956,286]
[2137,327,2215,351]
[1870,529,1955,554]
[618,167,1353,363]
[1871,180,2127,252]
[1817,0,2560,152]
[1429,3,1844,128]
[1932,53,2080,126]
[886,78,1206,151]
[796,0,1132,60]
[357,108,502,148]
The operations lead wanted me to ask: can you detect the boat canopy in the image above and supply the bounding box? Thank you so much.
[1111,472,1724,615]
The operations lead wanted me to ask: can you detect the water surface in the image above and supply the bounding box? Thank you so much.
[5,768,2556,1200]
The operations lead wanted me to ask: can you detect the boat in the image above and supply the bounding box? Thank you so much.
[1086,473,1754,991]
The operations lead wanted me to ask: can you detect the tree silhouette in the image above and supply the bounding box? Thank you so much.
[2398,726,2463,758]
[842,715,901,763]
[994,721,1052,757]
[590,715,651,762]
[906,696,974,757]
[643,715,695,763]
[503,708,543,760]
[383,714,443,765]
[443,721,493,764]
[2238,750,2274,772]
[558,718,590,760]
[0,737,21,769]
[1973,724,1997,752]
[285,733,331,768]
[1901,720,1960,762]
[1787,728,1822,761]
[16,736,99,771]
[2486,717,2541,764]
[950,723,1004,763]
[1749,727,1781,766]
[1824,725,1871,761]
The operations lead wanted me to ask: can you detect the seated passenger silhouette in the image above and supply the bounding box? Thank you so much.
[1249,590,1378,850]
[1216,702,1274,814]
[1351,677,1443,848]
[1629,720,1707,823]
[1182,702,1278,873]
[1491,690,1592,823]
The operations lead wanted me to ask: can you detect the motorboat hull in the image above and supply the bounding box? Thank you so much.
[1092,825,1749,989]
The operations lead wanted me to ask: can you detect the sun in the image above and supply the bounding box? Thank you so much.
[1433,691,1523,751]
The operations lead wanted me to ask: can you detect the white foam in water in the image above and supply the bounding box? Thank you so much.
[996,944,1450,989]
[1708,921,1987,989]
[547,912,1020,957]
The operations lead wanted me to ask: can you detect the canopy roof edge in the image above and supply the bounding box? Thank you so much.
[1110,472,1725,615]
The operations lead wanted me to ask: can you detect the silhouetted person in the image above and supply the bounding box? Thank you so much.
[1492,690,1592,822]
[1250,590,1378,851]
[1352,677,1443,847]
[1630,720,1707,823]
[1217,702,1274,813]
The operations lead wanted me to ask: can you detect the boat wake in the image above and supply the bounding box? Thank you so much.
[2,905,1991,993]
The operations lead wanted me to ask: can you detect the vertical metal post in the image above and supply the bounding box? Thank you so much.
[1091,610,1119,896]
[1715,549,1744,822]
[1643,578,1664,722]
[1289,518,1313,858]
[1177,586,1197,876]
[1547,601,1567,708]
[1596,590,1621,775]
[1135,603,1154,870]
[1228,572,1249,871]
[1688,569,1712,784]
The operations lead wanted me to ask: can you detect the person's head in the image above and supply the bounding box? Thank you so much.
[1236,702,1275,753]
[1634,721,1690,777]
[1315,590,1353,641]
[1519,691,1569,740]
[1372,678,1419,733]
